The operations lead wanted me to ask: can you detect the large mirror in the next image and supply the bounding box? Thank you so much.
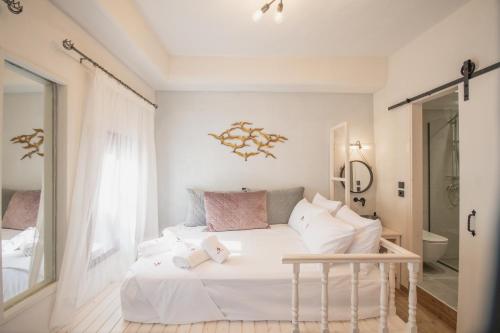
[1,61,56,307]
[340,160,373,193]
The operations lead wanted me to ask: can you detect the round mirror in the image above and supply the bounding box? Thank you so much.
[340,160,373,193]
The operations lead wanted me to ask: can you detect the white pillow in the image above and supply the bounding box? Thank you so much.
[335,205,382,254]
[312,193,343,215]
[302,211,355,254]
[288,199,326,235]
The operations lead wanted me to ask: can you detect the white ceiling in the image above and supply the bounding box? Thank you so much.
[135,0,469,57]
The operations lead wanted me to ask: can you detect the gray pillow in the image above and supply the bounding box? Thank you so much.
[184,189,206,227]
[267,187,305,224]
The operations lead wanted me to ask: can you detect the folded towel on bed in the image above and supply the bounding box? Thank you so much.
[201,235,230,264]
[138,230,182,258]
[172,243,210,269]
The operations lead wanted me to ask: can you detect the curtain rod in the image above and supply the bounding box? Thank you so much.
[62,39,158,109]
[388,60,500,111]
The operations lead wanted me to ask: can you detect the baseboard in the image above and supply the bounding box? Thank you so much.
[400,285,457,329]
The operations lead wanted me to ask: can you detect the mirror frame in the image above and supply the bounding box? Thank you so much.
[340,160,373,193]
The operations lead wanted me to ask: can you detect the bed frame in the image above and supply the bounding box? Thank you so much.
[282,238,420,333]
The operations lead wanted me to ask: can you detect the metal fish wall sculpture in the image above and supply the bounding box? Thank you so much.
[209,121,287,161]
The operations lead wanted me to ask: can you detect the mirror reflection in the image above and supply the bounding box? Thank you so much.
[1,62,55,305]
[340,160,373,193]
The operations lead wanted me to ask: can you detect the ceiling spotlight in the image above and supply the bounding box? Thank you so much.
[253,0,284,23]
[253,2,271,22]
[274,1,284,23]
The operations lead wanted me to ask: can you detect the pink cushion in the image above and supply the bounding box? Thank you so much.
[204,191,268,232]
[2,190,41,230]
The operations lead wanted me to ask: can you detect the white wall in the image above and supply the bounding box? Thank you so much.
[156,91,375,229]
[373,0,499,331]
[0,0,155,331]
[2,93,44,191]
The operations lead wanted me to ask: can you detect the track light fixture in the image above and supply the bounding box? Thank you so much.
[253,0,284,23]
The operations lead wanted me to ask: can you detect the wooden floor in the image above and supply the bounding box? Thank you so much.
[58,284,453,333]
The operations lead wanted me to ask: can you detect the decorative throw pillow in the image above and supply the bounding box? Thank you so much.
[336,205,382,254]
[204,191,268,232]
[302,211,355,254]
[184,189,206,227]
[288,199,326,235]
[2,190,41,230]
[312,192,342,216]
[267,187,304,224]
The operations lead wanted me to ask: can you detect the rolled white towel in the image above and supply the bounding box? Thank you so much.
[172,242,210,269]
[201,235,230,264]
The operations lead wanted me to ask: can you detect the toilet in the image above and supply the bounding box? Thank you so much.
[422,230,449,263]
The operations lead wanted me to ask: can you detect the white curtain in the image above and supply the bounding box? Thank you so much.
[50,69,158,328]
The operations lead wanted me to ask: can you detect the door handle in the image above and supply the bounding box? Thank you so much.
[467,209,476,237]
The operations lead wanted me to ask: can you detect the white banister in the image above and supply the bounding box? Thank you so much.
[350,263,360,333]
[407,263,419,333]
[321,263,329,333]
[282,239,420,333]
[379,263,389,333]
[389,263,396,316]
[292,263,300,333]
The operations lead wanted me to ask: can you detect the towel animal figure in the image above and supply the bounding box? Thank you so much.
[201,235,230,264]
[171,242,210,269]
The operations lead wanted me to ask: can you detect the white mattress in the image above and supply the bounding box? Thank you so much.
[121,224,381,324]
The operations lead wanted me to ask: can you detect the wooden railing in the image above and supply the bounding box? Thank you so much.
[282,239,421,333]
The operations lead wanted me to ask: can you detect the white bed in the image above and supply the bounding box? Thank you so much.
[2,228,33,301]
[121,224,381,324]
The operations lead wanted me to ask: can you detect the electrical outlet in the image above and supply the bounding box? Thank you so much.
[398,189,405,197]
[398,181,405,189]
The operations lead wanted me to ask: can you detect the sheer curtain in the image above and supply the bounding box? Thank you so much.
[50,69,158,328]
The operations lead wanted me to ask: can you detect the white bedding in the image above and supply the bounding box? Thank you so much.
[2,228,31,301]
[121,224,381,324]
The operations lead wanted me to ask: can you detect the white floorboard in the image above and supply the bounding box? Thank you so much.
[59,284,408,333]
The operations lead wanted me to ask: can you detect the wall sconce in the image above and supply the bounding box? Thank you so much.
[350,140,369,150]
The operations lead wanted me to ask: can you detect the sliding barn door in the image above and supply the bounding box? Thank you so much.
[457,70,500,332]
[330,122,350,205]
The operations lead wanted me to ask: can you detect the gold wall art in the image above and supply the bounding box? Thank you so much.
[209,121,287,161]
[11,128,45,160]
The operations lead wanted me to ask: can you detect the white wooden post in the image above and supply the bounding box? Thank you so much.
[321,263,330,333]
[379,263,389,333]
[389,263,396,316]
[407,263,419,333]
[350,263,360,333]
[292,263,300,333]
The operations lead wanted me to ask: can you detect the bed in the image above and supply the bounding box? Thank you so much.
[1,228,34,301]
[121,224,381,324]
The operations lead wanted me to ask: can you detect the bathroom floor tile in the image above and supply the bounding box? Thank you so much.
[419,262,458,309]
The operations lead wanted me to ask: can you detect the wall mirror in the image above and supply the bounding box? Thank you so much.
[1,61,56,308]
[340,160,373,193]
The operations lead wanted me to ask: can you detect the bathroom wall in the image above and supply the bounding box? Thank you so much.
[422,107,459,266]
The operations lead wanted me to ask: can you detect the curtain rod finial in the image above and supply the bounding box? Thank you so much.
[62,39,74,50]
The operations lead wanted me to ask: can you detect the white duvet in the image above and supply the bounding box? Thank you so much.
[121,224,381,324]
[2,228,33,301]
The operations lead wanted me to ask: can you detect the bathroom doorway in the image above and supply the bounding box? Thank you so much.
[419,91,459,310]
